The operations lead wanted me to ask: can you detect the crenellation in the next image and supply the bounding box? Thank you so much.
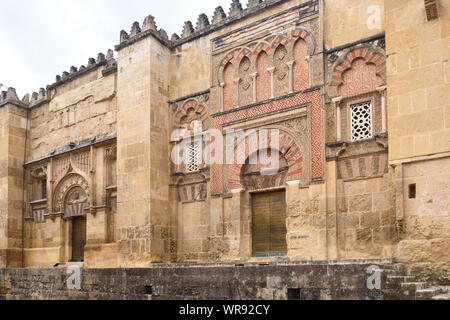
[37,88,46,100]
[159,29,169,41]
[47,51,116,91]
[87,57,96,66]
[130,21,141,37]
[120,30,129,43]
[247,0,263,9]
[22,94,30,104]
[142,15,157,31]
[229,0,244,17]
[196,14,210,32]
[6,87,19,101]
[182,21,195,38]
[212,6,227,25]
[96,53,106,63]
[0,87,28,109]
[30,92,38,103]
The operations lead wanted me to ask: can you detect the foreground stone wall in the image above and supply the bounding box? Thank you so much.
[0,262,422,300]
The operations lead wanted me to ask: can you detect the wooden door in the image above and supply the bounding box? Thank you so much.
[252,190,287,256]
[72,216,87,262]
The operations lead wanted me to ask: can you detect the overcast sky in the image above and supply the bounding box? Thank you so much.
[0,0,234,98]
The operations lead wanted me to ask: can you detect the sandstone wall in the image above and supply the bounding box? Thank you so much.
[0,103,28,268]
[116,35,171,267]
[385,0,450,269]
[29,67,117,162]
[324,0,385,49]
[386,0,449,159]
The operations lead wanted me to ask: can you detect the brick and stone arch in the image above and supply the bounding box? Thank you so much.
[241,150,289,191]
[175,174,208,203]
[173,99,208,130]
[223,62,236,111]
[227,129,304,192]
[329,45,386,98]
[338,153,388,181]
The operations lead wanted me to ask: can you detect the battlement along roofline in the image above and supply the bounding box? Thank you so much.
[115,0,318,51]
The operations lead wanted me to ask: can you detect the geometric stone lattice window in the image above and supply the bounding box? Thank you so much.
[350,102,373,141]
[185,142,201,173]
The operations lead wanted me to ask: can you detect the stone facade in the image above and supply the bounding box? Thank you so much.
[0,0,448,287]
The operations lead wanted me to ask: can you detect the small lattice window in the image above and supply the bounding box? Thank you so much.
[351,102,373,141]
[185,142,201,173]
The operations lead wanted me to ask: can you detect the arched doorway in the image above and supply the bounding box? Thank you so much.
[64,187,89,262]
[242,150,289,257]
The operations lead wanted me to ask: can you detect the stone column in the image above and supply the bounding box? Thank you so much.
[230,188,245,260]
[332,97,343,142]
[218,82,224,112]
[250,72,258,103]
[267,67,275,99]
[234,78,241,108]
[286,60,295,94]
[377,86,387,133]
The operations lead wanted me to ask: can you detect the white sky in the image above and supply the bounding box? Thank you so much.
[0,0,234,98]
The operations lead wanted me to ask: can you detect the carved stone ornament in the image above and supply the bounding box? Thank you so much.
[53,174,90,215]
[64,186,89,218]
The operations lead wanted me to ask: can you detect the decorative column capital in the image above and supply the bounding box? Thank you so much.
[231,188,245,194]
[267,67,276,74]
[219,82,225,88]
[286,60,295,68]
[233,77,241,85]
[250,72,258,79]
[376,85,387,94]
[332,96,343,104]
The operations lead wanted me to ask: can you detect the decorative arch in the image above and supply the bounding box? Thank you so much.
[52,173,90,216]
[175,173,208,203]
[271,34,291,51]
[290,28,316,56]
[293,37,310,91]
[330,46,386,97]
[242,150,289,191]
[223,62,236,111]
[173,98,208,129]
[273,44,289,96]
[217,27,316,84]
[256,51,271,102]
[227,129,304,192]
